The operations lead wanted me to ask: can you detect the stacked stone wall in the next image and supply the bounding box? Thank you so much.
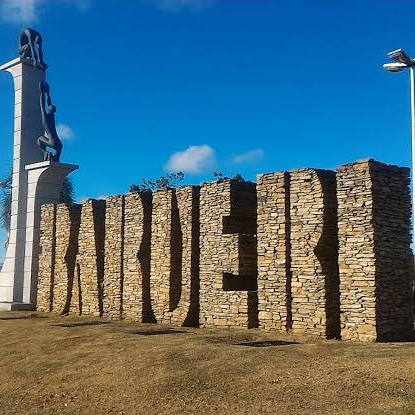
[150,187,200,326]
[150,190,179,323]
[290,169,339,338]
[51,204,81,314]
[371,162,414,340]
[338,160,413,341]
[103,196,124,319]
[172,187,200,326]
[199,180,257,328]
[257,172,291,331]
[37,204,81,313]
[36,159,414,342]
[37,204,56,312]
[70,199,106,316]
[122,192,153,322]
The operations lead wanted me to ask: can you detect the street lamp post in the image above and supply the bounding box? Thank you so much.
[384,49,415,252]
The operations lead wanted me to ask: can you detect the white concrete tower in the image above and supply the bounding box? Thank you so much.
[0,57,78,310]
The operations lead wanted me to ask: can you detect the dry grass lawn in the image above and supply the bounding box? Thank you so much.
[0,311,414,414]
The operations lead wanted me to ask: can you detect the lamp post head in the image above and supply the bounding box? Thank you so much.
[384,49,415,73]
[388,49,414,66]
[383,62,407,72]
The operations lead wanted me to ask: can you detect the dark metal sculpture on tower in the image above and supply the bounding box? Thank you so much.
[18,28,48,70]
[37,81,63,162]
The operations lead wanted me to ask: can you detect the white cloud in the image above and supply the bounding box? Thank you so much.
[1,0,90,22]
[152,0,212,12]
[1,0,37,22]
[233,148,265,164]
[165,145,216,174]
[56,123,74,140]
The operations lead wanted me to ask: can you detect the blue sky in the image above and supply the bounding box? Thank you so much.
[0,0,415,256]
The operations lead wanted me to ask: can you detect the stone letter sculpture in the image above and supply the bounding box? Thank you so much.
[37,81,63,162]
[18,28,48,70]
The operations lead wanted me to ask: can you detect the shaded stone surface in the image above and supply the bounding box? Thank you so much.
[70,200,105,317]
[290,169,339,338]
[51,204,81,314]
[122,192,153,322]
[150,187,200,326]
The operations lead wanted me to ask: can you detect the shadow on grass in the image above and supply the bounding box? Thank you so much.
[0,315,48,321]
[235,340,299,348]
[52,321,110,328]
[129,329,188,336]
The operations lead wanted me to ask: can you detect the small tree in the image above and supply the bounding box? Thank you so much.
[129,172,185,193]
[60,177,75,205]
[233,173,245,182]
[213,172,224,180]
[213,172,245,183]
[0,172,12,234]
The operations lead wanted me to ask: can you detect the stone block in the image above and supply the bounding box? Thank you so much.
[70,199,106,316]
[122,192,154,322]
[37,204,56,312]
[103,196,124,319]
[257,172,291,331]
[150,187,200,326]
[51,204,81,314]
[290,168,340,338]
[199,179,258,328]
[338,160,413,341]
